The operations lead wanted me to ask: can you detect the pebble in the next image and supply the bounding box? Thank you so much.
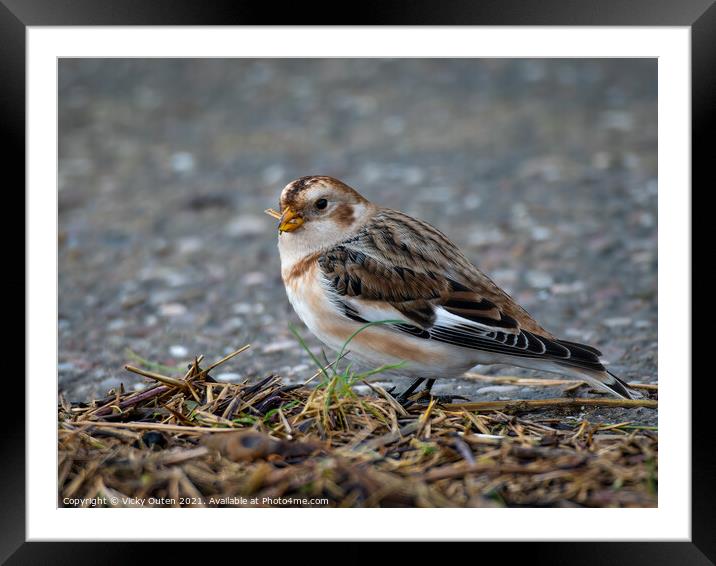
[631,251,654,264]
[140,266,189,288]
[491,269,517,285]
[120,292,147,309]
[170,152,195,173]
[526,271,554,289]
[177,237,202,255]
[262,339,297,354]
[565,328,596,342]
[551,281,585,295]
[225,215,266,237]
[107,319,126,331]
[159,303,187,317]
[602,317,633,328]
[531,226,551,241]
[415,187,454,204]
[169,345,189,358]
[243,272,267,286]
[215,372,241,382]
[97,376,122,391]
[467,228,504,247]
[232,303,253,315]
[232,302,263,315]
[220,317,244,332]
[463,194,482,210]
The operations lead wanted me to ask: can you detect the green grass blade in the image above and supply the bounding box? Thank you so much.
[289,324,332,382]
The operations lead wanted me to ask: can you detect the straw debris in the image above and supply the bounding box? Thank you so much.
[59,345,657,508]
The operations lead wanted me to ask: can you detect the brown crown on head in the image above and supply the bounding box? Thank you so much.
[280,176,368,210]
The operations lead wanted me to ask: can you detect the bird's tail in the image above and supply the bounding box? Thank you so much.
[543,338,642,399]
[578,368,643,400]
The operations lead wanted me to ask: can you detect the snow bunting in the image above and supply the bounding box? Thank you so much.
[267,175,639,400]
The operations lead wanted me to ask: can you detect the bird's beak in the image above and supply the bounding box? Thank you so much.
[277,206,304,233]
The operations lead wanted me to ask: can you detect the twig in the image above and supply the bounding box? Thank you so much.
[264,208,282,219]
[464,372,658,391]
[443,397,657,412]
[89,385,170,417]
[363,382,408,417]
[452,435,476,464]
[70,421,241,434]
[416,398,437,437]
[628,383,658,391]
[423,461,551,482]
[562,381,587,394]
[157,446,211,465]
[361,420,420,450]
[123,365,187,388]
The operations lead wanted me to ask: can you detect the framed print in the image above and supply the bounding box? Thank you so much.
[8,0,709,562]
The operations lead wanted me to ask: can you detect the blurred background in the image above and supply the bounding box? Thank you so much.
[58,59,657,402]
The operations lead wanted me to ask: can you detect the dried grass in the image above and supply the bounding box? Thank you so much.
[58,344,657,508]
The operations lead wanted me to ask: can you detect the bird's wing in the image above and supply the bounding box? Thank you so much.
[317,210,605,371]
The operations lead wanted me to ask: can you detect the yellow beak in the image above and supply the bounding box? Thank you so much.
[277,206,304,233]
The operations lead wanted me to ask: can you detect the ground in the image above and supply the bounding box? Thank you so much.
[58,59,657,425]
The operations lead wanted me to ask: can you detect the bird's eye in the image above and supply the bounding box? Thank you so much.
[315,198,328,210]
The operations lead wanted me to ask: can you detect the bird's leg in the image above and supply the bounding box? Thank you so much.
[411,378,436,402]
[416,378,469,405]
[392,377,425,406]
[390,377,469,408]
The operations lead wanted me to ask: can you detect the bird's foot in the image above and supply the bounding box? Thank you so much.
[385,378,467,408]
[385,389,469,409]
[383,387,420,409]
[415,393,470,406]
[394,391,420,409]
[386,378,426,409]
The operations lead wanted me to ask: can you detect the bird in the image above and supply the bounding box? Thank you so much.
[266,175,640,403]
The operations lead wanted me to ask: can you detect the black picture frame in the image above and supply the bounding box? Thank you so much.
[6,0,708,562]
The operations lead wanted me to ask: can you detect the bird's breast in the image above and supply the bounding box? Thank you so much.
[281,254,349,352]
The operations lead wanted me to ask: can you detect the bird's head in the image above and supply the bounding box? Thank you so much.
[266,176,377,254]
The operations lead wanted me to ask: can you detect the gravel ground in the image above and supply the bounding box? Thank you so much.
[58,59,657,424]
